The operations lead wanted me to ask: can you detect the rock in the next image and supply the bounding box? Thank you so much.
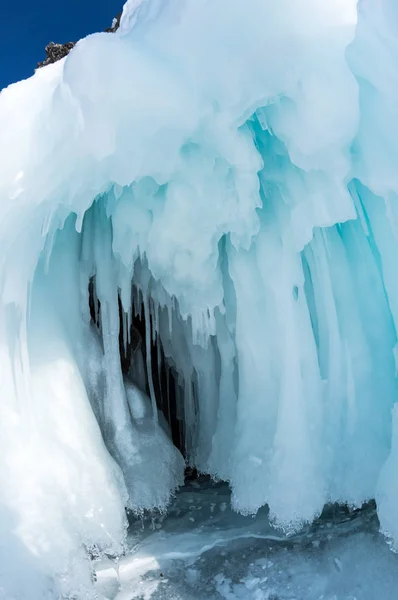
[104,12,122,33]
[36,11,122,69]
[37,42,76,68]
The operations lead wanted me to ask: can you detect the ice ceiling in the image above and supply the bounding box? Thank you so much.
[2,0,398,597]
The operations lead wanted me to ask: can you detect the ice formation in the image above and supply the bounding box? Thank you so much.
[1,0,398,596]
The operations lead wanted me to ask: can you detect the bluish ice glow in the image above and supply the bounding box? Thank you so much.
[1,0,398,597]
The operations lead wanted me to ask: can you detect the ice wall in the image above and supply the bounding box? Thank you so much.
[2,0,398,596]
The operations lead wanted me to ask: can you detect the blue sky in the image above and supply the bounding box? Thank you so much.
[1,0,122,90]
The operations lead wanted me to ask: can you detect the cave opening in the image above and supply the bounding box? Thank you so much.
[88,276,192,461]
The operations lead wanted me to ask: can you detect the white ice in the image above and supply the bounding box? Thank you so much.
[2,0,398,597]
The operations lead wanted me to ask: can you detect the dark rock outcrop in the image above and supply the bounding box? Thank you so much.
[104,12,122,33]
[37,42,76,68]
[36,12,122,69]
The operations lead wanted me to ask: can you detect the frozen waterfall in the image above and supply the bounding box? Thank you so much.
[2,0,398,597]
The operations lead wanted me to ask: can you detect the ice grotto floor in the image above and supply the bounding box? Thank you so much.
[95,477,398,600]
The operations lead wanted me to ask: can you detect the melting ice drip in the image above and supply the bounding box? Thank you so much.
[2,0,398,597]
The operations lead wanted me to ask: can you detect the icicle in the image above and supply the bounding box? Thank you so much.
[122,309,128,356]
[156,327,163,414]
[139,288,144,320]
[133,287,138,318]
[144,295,158,424]
[151,299,157,345]
[168,302,172,339]
[126,302,132,347]
[176,383,184,453]
[166,357,171,430]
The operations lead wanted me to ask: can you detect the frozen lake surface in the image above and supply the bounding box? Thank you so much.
[95,478,398,600]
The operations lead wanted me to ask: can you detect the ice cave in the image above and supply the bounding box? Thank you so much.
[2,0,398,598]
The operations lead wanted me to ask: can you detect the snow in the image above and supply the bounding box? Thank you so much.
[1,0,398,596]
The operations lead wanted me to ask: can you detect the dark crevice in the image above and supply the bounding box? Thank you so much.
[88,277,187,457]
